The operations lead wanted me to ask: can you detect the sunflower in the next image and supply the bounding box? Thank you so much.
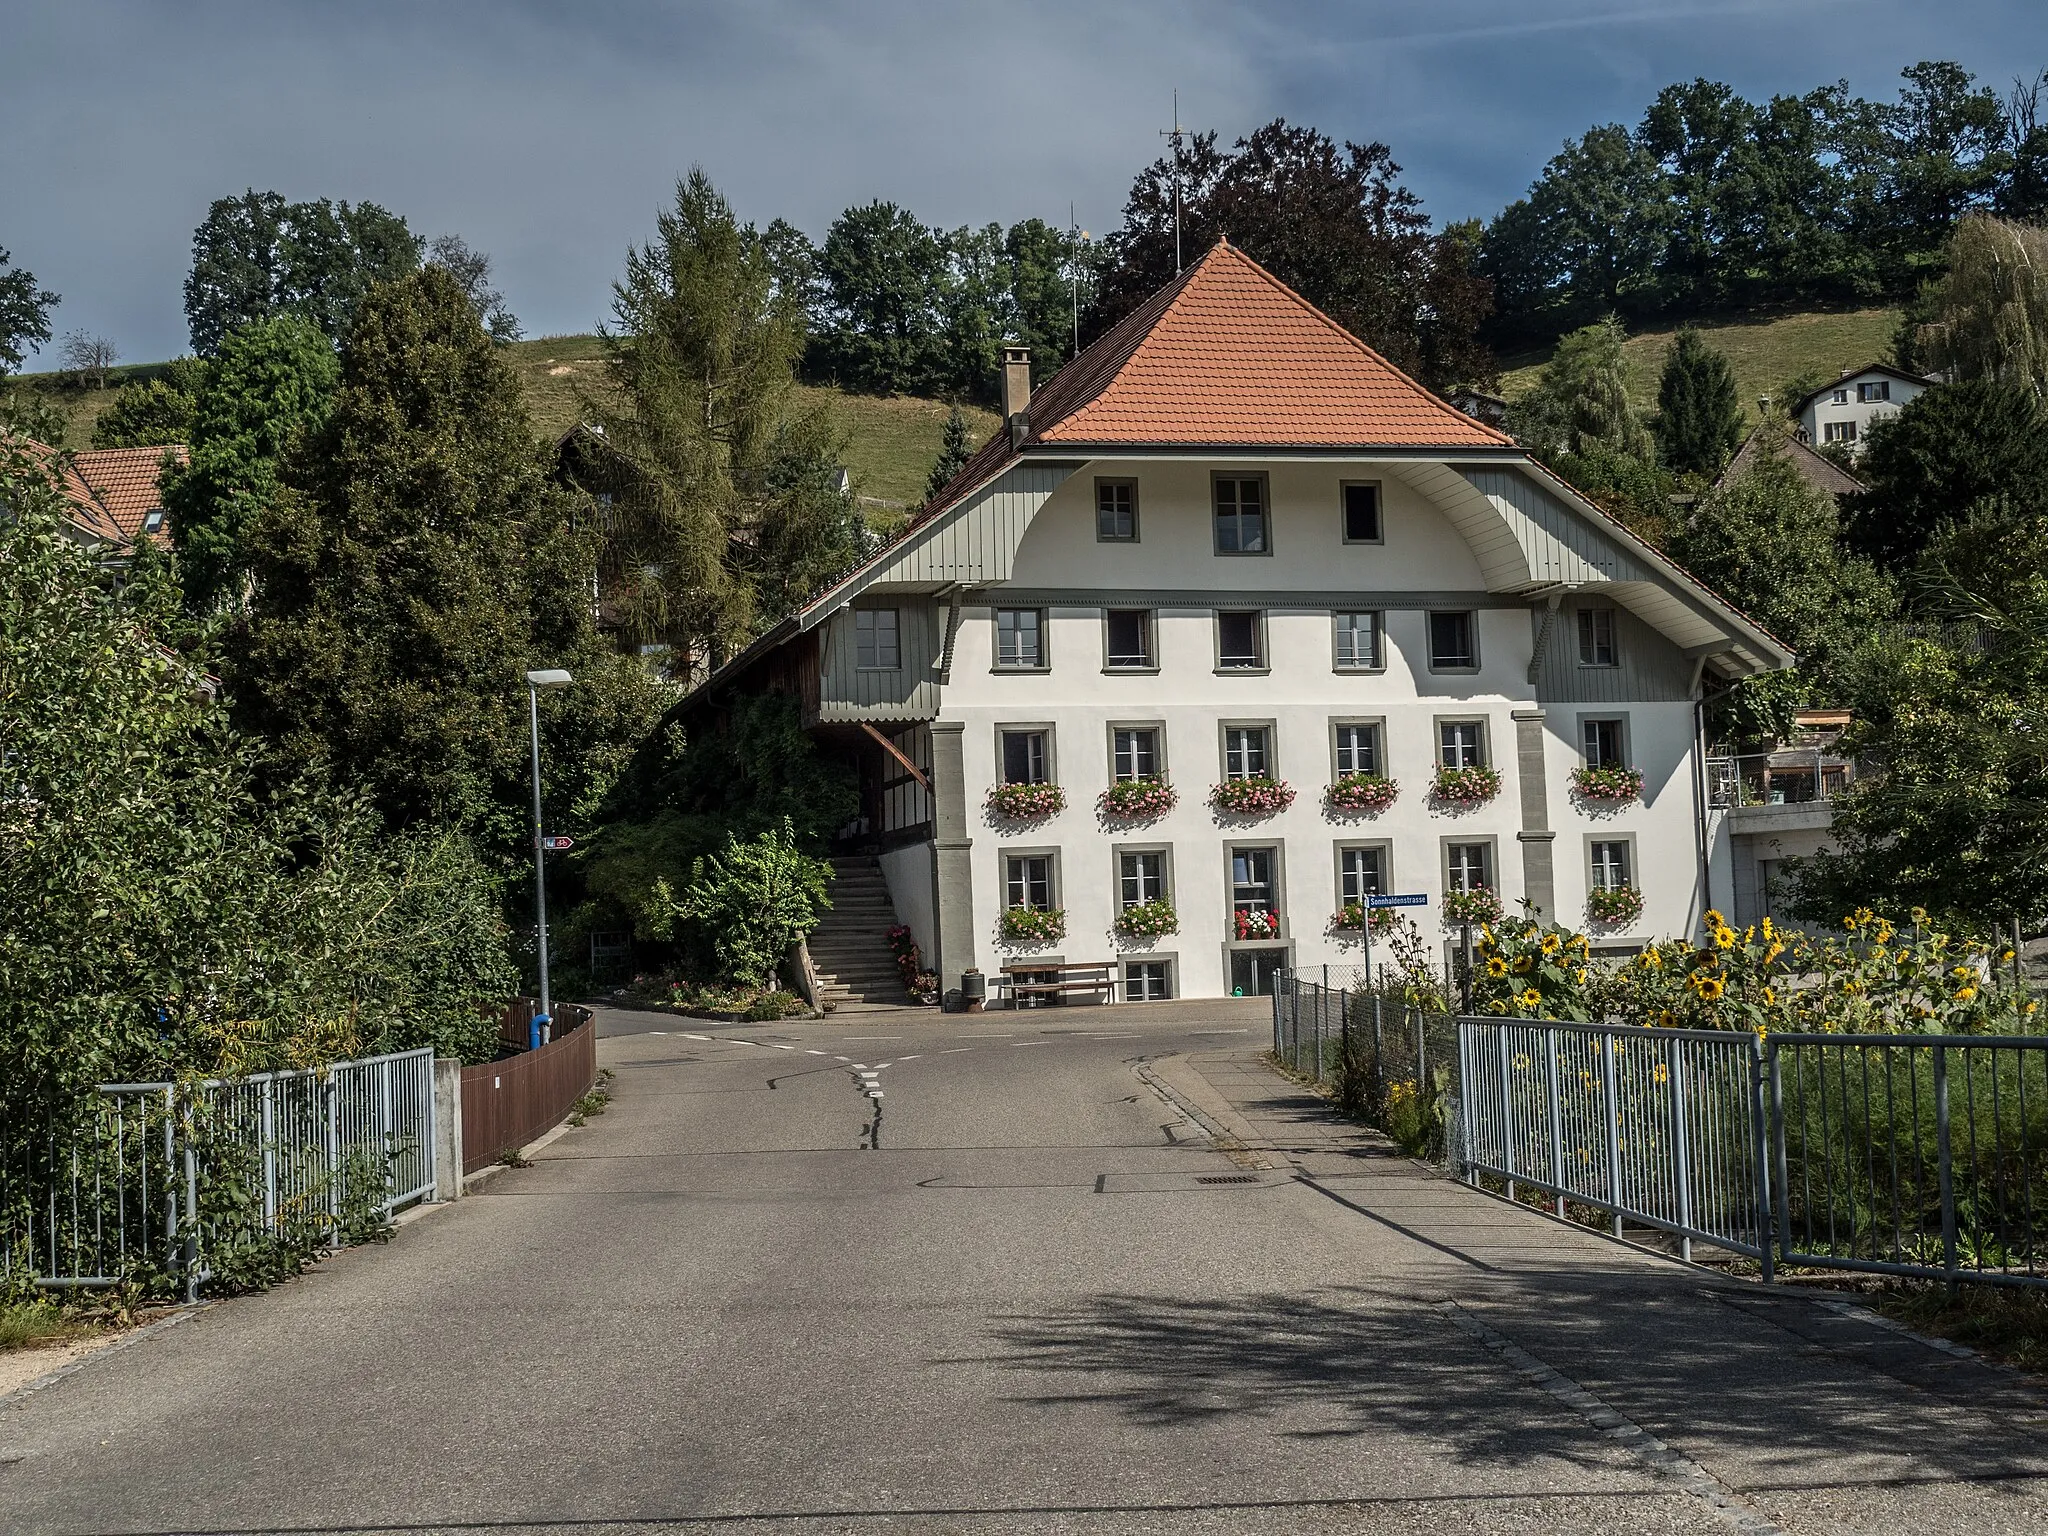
[1486,956,1509,978]
[1518,988,1542,1009]
[1655,1008,1677,1027]
[1638,949,1664,970]
[1693,975,1726,1002]
[1955,984,1979,1002]
[1703,908,1726,929]
[1541,934,1562,956]
[1713,926,1738,951]
[1511,953,1535,975]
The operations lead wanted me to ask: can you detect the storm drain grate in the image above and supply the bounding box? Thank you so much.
[1195,1174,1261,1185]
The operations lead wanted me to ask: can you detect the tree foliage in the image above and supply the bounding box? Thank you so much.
[0,244,58,376]
[162,315,338,612]
[225,266,660,858]
[1508,316,1652,463]
[923,405,973,504]
[184,190,421,355]
[426,234,522,342]
[1910,214,2048,394]
[651,819,832,987]
[92,359,209,448]
[1845,379,2048,568]
[1087,120,1494,392]
[0,448,517,1125]
[584,170,868,662]
[1654,326,1745,476]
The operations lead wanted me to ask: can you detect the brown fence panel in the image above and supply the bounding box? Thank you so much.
[461,1003,596,1174]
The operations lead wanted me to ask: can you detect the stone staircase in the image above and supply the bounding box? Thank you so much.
[808,856,914,1012]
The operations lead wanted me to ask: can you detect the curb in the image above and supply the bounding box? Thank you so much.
[0,1304,207,1413]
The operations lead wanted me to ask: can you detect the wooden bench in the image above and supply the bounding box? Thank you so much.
[999,961,1118,1007]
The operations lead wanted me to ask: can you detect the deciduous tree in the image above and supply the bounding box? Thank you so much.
[0,244,57,375]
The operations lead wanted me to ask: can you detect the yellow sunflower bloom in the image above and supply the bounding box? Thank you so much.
[1541,934,1561,956]
[1703,909,1725,929]
[1694,975,1726,1002]
[1518,988,1542,1009]
[1955,985,1978,1002]
[1512,954,1535,975]
[1714,927,1738,951]
[1486,956,1509,978]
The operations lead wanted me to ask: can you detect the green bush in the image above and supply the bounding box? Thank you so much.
[651,819,830,987]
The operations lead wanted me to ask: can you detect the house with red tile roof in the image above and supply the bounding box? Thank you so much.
[677,241,1794,1007]
[13,438,184,561]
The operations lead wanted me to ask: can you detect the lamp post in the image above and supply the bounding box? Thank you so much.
[525,668,573,1046]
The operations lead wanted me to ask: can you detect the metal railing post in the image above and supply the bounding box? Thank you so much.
[1602,1030,1623,1237]
[1668,1036,1692,1263]
[325,1075,341,1250]
[378,1058,395,1218]
[181,1101,199,1306]
[1457,1021,1476,1184]
[1546,1026,1565,1218]
[261,1075,276,1234]
[1760,1036,1783,1285]
[1934,1043,1958,1287]
[1497,1025,1517,1201]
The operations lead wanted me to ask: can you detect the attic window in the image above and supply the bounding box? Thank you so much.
[142,510,165,534]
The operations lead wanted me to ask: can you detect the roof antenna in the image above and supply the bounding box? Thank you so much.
[1160,89,1185,275]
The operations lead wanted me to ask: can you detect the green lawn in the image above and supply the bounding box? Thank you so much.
[19,334,996,511]
[1498,306,1906,427]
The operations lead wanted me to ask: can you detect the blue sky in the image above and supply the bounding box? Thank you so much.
[4,0,2046,362]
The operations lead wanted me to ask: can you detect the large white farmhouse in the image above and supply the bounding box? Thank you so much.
[681,242,1794,1006]
[1791,363,1931,454]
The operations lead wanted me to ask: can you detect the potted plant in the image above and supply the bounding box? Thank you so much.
[1442,887,1504,926]
[1572,764,1645,803]
[1432,764,1502,805]
[1209,777,1297,816]
[1115,898,1179,938]
[1586,884,1645,925]
[1234,906,1281,939]
[1326,772,1400,814]
[1098,778,1178,820]
[999,905,1066,945]
[1332,901,1402,936]
[986,781,1065,820]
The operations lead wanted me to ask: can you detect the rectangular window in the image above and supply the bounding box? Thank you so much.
[1334,722,1380,777]
[1096,479,1137,541]
[1217,611,1263,669]
[1005,854,1054,911]
[1428,610,1476,669]
[1105,609,1153,669]
[1830,389,1849,405]
[1339,846,1384,905]
[1112,727,1159,781]
[1341,481,1382,543]
[1213,476,1268,554]
[1591,840,1632,891]
[995,608,1043,668]
[1446,842,1491,892]
[1000,729,1048,785]
[1334,611,1383,669]
[1230,846,1276,915]
[1123,960,1172,1001]
[1439,720,1484,769]
[1582,718,1625,769]
[1119,851,1167,907]
[1859,380,1891,403]
[1577,608,1617,667]
[855,608,899,670]
[1224,726,1269,780]
[1823,420,1858,444]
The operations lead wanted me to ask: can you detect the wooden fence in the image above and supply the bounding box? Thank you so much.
[460,1001,597,1174]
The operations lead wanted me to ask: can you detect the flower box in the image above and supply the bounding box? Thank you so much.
[1234,906,1281,940]
[999,905,1066,945]
[1432,765,1502,805]
[986,781,1065,820]
[1332,902,1402,936]
[1209,776,1296,816]
[1098,778,1178,820]
[1115,898,1180,938]
[1572,764,1645,803]
[1442,887,1503,926]
[1326,773,1400,814]
[1586,884,1644,925]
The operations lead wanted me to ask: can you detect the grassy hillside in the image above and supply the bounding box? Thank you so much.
[1498,307,1905,426]
[17,334,999,510]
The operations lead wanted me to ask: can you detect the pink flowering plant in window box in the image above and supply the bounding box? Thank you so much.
[1571,765,1644,803]
[1326,773,1399,814]
[999,906,1066,945]
[1586,884,1645,925]
[1432,765,1501,804]
[1098,778,1177,821]
[1115,899,1179,938]
[1234,907,1281,940]
[1442,887,1503,926]
[1332,902,1402,937]
[985,782,1065,821]
[1209,777,1296,816]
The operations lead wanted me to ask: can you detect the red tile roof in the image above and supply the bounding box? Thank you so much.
[72,445,185,547]
[924,239,1510,519]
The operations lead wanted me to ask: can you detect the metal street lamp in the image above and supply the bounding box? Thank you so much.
[525,668,573,1045]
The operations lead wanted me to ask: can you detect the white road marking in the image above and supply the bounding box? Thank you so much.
[766,1043,794,1050]
[865,1091,884,1099]
[897,1054,921,1061]
[1013,1041,1050,1048]
[940,1047,974,1053]
[843,1036,902,1041]
[649,1030,668,1036]
[1189,1029,1251,1035]
[804,1049,828,1055]
[834,1056,851,1062]
[683,1033,711,1041]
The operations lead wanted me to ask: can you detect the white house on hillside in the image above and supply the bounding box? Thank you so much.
[678,242,1794,1005]
[1791,364,1931,454]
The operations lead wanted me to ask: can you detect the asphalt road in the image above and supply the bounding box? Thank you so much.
[5,999,2048,1535]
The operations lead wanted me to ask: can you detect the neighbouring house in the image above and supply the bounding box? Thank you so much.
[672,241,1795,1004]
[1445,388,1509,432]
[1707,710,1856,931]
[1714,426,1865,502]
[1790,364,1931,455]
[13,438,184,566]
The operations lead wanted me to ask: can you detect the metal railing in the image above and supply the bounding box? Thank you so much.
[1276,976,2048,1290]
[2,1047,436,1301]
[1706,748,1851,809]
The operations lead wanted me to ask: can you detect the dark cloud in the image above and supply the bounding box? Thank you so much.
[2,0,2043,361]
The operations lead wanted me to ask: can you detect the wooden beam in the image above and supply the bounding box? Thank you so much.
[859,722,930,791]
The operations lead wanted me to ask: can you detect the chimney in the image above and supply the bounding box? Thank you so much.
[1002,346,1032,448]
